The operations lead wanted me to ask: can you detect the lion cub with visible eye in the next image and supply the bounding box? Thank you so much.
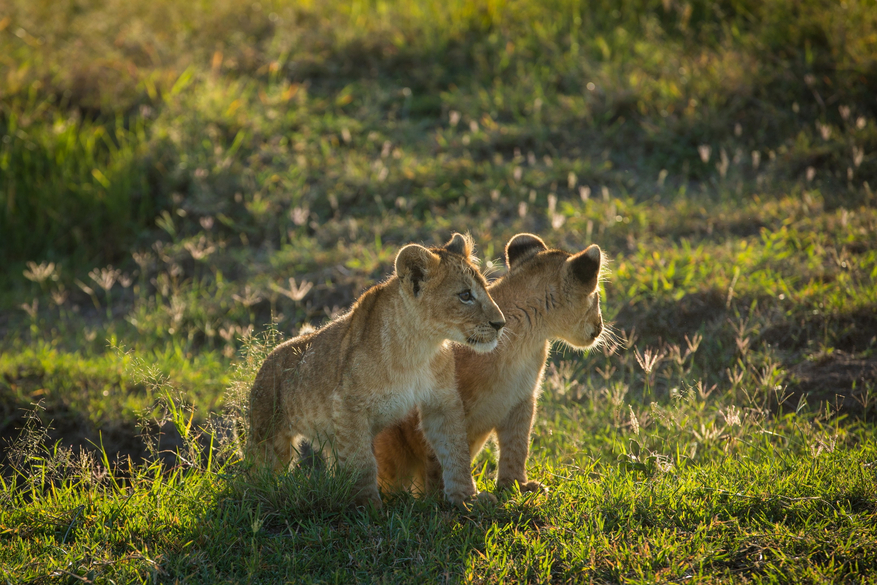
[375,233,604,495]
[247,234,506,509]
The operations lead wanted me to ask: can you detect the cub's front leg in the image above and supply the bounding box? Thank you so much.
[495,394,547,493]
[331,391,382,509]
[418,363,480,507]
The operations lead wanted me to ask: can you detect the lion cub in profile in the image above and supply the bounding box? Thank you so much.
[375,233,603,495]
[247,234,506,508]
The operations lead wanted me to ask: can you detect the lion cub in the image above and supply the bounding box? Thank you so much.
[375,233,603,495]
[247,234,506,508]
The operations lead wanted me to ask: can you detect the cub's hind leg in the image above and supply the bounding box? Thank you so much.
[375,418,431,496]
[247,419,299,473]
[422,450,444,496]
[247,343,306,473]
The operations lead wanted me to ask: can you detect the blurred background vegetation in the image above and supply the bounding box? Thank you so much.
[3,0,875,264]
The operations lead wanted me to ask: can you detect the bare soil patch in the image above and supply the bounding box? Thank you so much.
[783,350,877,417]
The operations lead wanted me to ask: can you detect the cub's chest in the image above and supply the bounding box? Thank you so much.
[467,358,544,427]
[371,368,439,429]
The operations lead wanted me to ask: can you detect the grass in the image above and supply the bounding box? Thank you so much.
[3,369,876,583]
[2,0,877,582]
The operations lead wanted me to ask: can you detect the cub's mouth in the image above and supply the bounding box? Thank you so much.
[466,333,500,353]
[565,325,603,351]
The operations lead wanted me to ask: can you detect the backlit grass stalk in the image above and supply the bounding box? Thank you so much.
[635,347,663,402]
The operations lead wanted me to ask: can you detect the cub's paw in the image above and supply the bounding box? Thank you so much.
[445,488,478,510]
[353,490,383,510]
[447,489,498,511]
[475,491,499,505]
[519,480,549,494]
[497,478,548,494]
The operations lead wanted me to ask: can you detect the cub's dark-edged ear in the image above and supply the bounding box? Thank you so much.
[505,233,548,269]
[443,233,474,259]
[565,244,601,293]
[395,244,440,297]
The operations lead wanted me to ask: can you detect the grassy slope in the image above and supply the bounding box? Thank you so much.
[2,0,877,582]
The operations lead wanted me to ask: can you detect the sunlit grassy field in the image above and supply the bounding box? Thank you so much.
[2,0,877,582]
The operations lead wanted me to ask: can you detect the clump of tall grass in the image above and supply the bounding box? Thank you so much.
[1,104,154,264]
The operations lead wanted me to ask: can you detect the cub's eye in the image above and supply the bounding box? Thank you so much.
[458,290,473,303]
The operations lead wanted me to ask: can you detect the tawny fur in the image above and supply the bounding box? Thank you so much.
[375,233,604,495]
[247,234,506,508]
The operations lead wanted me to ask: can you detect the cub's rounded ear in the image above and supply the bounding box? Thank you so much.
[443,233,474,259]
[565,244,601,293]
[395,244,440,297]
[505,233,548,269]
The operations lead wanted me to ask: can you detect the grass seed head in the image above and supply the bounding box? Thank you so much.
[23,261,57,284]
[19,298,38,319]
[272,278,314,302]
[635,347,663,375]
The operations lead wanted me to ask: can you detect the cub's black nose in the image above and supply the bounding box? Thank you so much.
[490,320,506,331]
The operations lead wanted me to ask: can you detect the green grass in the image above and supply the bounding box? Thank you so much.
[3,377,876,583]
[2,0,877,582]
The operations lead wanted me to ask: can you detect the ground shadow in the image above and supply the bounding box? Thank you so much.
[154,463,552,583]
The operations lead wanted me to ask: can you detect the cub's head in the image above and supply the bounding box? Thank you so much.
[504,233,604,350]
[395,233,505,353]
